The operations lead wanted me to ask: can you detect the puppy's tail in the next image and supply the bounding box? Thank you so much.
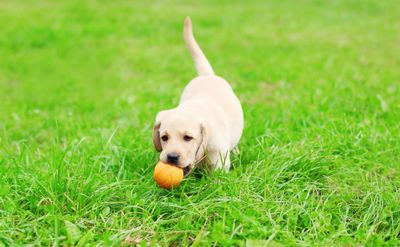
[183,16,215,75]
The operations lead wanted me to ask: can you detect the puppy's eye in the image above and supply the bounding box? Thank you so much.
[161,135,168,142]
[183,135,193,142]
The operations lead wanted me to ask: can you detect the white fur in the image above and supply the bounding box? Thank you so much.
[153,17,243,172]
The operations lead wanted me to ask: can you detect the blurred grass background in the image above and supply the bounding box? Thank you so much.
[0,0,399,245]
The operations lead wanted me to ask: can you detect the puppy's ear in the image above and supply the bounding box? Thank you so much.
[153,121,162,152]
[153,110,168,152]
[195,123,208,160]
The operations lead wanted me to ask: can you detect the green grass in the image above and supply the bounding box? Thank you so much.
[1,0,399,245]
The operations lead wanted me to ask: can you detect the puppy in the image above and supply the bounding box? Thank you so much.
[153,17,243,175]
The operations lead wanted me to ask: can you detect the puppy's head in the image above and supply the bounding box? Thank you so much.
[153,110,207,175]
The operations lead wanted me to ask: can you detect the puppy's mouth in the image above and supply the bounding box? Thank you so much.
[183,166,192,176]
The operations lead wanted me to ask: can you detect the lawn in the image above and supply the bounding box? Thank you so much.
[0,0,399,245]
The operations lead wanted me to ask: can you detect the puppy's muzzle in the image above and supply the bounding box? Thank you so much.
[167,152,180,164]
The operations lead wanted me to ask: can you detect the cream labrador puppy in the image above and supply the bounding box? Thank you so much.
[153,17,243,175]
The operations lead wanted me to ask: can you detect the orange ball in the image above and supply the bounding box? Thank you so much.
[153,161,184,189]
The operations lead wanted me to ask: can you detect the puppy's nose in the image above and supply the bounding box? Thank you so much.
[167,152,180,164]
